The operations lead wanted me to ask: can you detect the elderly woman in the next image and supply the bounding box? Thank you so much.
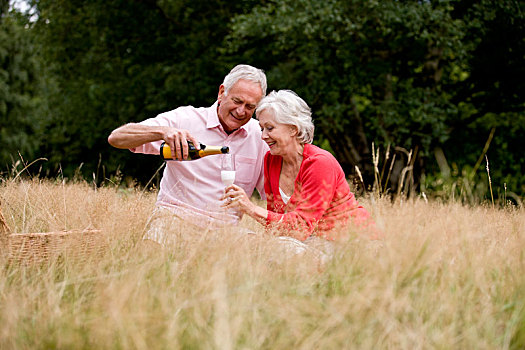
[223,90,374,242]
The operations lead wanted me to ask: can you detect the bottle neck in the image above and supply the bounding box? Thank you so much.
[160,142,228,160]
[199,146,227,157]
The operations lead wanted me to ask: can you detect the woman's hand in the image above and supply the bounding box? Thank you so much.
[221,184,256,216]
[222,184,270,225]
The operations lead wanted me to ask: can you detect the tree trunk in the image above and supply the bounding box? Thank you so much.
[328,98,374,191]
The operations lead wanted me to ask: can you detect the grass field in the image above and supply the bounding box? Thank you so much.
[1,178,524,349]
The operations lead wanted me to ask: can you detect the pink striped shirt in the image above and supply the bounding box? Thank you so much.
[132,102,268,226]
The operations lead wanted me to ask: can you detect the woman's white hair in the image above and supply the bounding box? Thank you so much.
[257,90,314,144]
[222,64,267,96]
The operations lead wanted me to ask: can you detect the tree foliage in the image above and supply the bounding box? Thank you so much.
[26,0,268,178]
[226,0,524,197]
[1,0,524,199]
[444,0,525,196]
[1,3,41,169]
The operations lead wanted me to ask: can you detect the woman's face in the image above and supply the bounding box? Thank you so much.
[258,110,299,157]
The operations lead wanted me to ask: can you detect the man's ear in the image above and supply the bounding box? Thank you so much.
[217,85,225,103]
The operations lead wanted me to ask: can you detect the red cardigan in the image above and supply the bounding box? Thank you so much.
[264,144,372,241]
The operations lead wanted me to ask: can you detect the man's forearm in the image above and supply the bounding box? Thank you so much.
[108,123,166,149]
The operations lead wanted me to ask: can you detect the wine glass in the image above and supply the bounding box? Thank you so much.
[220,154,236,186]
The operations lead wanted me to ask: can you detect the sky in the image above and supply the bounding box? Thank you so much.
[10,0,30,12]
[9,0,38,22]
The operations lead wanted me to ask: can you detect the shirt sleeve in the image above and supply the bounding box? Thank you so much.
[266,154,339,240]
[130,111,181,155]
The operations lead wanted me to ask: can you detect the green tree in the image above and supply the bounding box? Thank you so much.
[227,0,524,197]
[0,2,41,172]
[443,0,525,198]
[227,0,466,189]
[6,0,523,199]
[29,0,267,181]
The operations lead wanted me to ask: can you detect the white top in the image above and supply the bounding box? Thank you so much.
[279,187,291,204]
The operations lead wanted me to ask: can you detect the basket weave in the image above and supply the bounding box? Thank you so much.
[1,200,104,264]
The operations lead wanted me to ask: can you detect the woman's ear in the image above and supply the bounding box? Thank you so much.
[289,125,299,138]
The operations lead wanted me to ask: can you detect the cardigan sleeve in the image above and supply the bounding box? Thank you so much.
[266,153,340,240]
[263,152,275,212]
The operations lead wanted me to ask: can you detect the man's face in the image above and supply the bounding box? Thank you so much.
[217,79,263,134]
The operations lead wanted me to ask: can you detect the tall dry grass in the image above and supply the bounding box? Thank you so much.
[1,178,524,349]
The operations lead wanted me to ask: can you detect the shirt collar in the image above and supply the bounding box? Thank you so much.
[206,101,222,129]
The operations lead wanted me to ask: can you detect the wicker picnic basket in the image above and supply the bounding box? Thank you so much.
[1,200,104,264]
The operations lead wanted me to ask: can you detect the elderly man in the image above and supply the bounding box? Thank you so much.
[108,64,269,244]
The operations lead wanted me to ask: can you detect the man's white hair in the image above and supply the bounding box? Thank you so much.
[222,64,267,96]
[257,90,314,144]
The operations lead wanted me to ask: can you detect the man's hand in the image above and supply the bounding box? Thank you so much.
[108,123,199,160]
[162,128,199,161]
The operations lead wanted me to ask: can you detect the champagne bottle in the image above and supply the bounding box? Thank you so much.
[160,141,229,161]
